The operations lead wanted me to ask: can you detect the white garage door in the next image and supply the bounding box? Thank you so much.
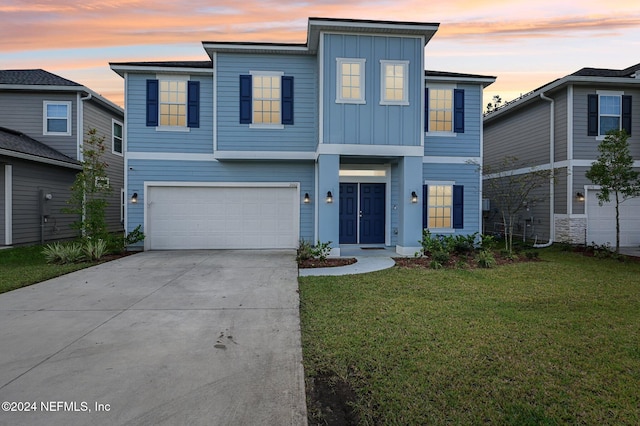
[147,185,299,249]
[586,189,640,247]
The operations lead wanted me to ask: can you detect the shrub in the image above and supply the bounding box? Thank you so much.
[432,250,451,265]
[83,238,108,261]
[480,234,498,250]
[311,241,332,262]
[525,250,539,259]
[297,239,313,262]
[477,250,496,268]
[43,242,84,264]
[429,260,443,270]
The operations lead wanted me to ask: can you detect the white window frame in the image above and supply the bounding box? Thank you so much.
[249,70,284,129]
[43,101,72,136]
[336,58,366,104]
[425,181,455,233]
[596,90,623,140]
[426,84,457,137]
[112,119,123,156]
[156,74,190,132]
[95,176,110,190]
[380,60,409,106]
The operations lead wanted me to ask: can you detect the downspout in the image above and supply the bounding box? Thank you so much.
[534,92,555,248]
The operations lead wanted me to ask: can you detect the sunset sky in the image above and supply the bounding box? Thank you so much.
[2,0,640,108]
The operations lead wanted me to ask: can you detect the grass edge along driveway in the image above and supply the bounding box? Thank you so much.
[299,248,640,425]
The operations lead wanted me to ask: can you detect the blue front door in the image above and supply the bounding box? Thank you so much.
[339,183,385,244]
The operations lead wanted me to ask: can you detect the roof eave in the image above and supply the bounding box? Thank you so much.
[426,75,497,88]
[0,148,82,170]
[110,64,214,78]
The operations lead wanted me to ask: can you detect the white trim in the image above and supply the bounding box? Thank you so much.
[423,182,455,232]
[0,148,82,169]
[120,188,125,224]
[379,60,409,106]
[249,70,284,77]
[595,90,624,139]
[203,43,309,53]
[420,46,425,149]
[423,156,480,164]
[43,100,72,136]
[214,151,316,160]
[143,181,300,251]
[567,85,574,215]
[317,144,423,157]
[213,52,218,154]
[336,58,366,104]
[426,76,495,86]
[155,126,190,132]
[425,84,457,135]
[112,119,123,156]
[484,159,640,180]
[123,72,129,233]
[4,165,11,245]
[318,33,325,145]
[76,93,82,160]
[249,124,285,130]
[111,65,214,76]
[395,245,421,256]
[155,74,190,131]
[425,180,455,186]
[314,160,319,243]
[127,152,218,161]
[249,71,285,126]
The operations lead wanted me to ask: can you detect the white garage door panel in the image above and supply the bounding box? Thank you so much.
[148,186,298,249]
[586,190,640,247]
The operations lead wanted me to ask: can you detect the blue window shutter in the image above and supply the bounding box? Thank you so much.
[453,89,464,133]
[587,94,598,136]
[622,95,632,135]
[187,81,200,128]
[146,79,159,127]
[422,185,428,229]
[453,185,464,229]
[239,75,252,124]
[424,88,429,132]
[282,76,294,125]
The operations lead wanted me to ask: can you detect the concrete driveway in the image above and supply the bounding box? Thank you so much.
[0,250,307,426]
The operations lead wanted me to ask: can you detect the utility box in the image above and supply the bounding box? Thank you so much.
[482,198,491,212]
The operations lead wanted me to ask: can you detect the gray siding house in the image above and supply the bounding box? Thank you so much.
[483,63,640,247]
[0,69,125,246]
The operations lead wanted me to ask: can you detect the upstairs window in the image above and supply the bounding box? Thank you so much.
[588,92,632,137]
[112,119,123,155]
[425,87,465,134]
[380,61,408,105]
[336,58,366,104]
[43,101,71,135]
[146,76,200,130]
[239,72,294,127]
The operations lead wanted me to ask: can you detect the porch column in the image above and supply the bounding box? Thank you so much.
[317,154,340,256]
[397,156,422,255]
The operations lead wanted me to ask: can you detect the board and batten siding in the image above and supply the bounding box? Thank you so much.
[322,34,423,147]
[216,53,318,152]
[484,100,551,171]
[9,158,78,244]
[126,73,214,154]
[423,162,480,235]
[126,160,315,241]
[573,86,640,160]
[82,101,125,233]
[0,92,78,159]
[425,83,483,158]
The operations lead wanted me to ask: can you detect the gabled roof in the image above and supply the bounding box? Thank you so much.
[0,69,81,86]
[484,62,640,122]
[426,70,496,87]
[0,127,81,169]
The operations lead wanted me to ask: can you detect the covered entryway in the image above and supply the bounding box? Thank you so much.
[146,183,299,250]
[339,182,386,244]
[586,189,640,247]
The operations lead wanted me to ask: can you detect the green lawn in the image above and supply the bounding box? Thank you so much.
[299,249,640,425]
[0,245,94,294]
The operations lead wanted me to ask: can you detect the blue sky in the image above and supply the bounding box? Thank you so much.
[2,0,639,107]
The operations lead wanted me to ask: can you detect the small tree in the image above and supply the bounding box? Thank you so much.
[585,129,640,253]
[485,95,503,114]
[480,157,554,255]
[64,128,111,241]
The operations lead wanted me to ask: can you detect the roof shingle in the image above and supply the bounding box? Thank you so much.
[0,69,81,86]
[0,127,80,167]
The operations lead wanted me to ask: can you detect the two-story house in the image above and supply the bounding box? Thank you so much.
[483,63,640,247]
[0,69,125,246]
[110,17,494,254]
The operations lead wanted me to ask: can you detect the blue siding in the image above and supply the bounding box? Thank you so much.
[127,160,315,241]
[423,162,480,235]
[322,34,423,146]
[127,73,214,153]
[216,53,318,152]
[425,84,482,157]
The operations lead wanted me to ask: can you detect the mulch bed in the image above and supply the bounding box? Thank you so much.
[393,251,541,269]
[298,258,357,269]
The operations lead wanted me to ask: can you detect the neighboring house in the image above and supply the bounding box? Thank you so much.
[110,17,494,254]
[483,63,640,247]
[0,69,125,246]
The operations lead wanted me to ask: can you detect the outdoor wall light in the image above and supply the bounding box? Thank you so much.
[576,192,585,202]
[326,191,333,203]
[411,191,419,203]
[303,193,311,204]
[130,192,138,204]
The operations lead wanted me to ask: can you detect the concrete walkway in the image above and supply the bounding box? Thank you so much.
[0,250,306,426]
[299,246,398,277]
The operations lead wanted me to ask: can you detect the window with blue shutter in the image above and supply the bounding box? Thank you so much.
[239,75,252,124]
[453,89,465,133]
[240,74,294,126]
[146,79,159,127]
[452,185,464,229]
[187,81,200,128]
[424,88,429,132]
[281,76,294,125]
[622,95,632,135]
[422,185,428,228]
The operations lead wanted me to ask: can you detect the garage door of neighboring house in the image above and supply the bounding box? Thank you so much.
[586,189,640,247]
[146,184,299,250]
